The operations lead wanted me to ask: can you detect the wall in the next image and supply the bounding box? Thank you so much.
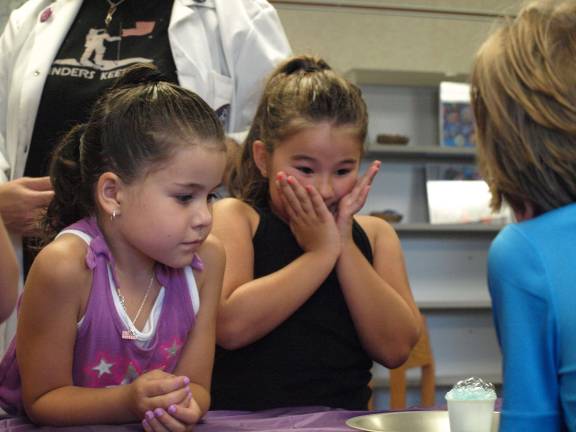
[273,0,522,75]
[0,0,25,32]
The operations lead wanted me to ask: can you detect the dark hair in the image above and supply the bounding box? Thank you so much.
[471,0,576,215]
[227,55,368,205]
[43,63,225,242]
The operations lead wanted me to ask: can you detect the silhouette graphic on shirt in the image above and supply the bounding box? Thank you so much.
[54,22,155,71]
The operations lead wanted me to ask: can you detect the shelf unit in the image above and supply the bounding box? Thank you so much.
[392,223,502,235]
[346,69,468,87]
[350,68,503,387]
[365,144,476,163]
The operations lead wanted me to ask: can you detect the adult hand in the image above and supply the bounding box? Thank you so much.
[276,171,341,255]
[0,177,54,236]
[127,370,191,420]
[336,160,380,241]
[142,392,201,432]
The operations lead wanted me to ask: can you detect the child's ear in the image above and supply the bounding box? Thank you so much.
[96,172,123,219]
[252,140,269,178]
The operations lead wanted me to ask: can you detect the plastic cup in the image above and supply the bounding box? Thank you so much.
[445,377,497,432]
[446,398,496,432]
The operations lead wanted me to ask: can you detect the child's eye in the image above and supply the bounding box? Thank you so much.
[296,166,314,175]
[336,168,352,176]
[175,194,194,203]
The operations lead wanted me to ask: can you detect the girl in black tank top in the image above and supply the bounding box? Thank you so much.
[211,55,421,411]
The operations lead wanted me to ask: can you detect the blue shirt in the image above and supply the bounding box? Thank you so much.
[488,203,576,431]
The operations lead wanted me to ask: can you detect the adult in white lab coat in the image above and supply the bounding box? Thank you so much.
[0,0,291,354]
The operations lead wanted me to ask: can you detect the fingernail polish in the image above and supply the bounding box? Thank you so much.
[145,410,155,420]
[154,408,165,417]
[142,419,149,428]
[168,404,177,414]
[183,376,190,385]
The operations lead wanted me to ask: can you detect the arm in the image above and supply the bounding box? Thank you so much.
[0,177,54,236]
[488,227,561,431]
[173,235,225,416]
[144,235,226,432]
[0,5,54,234]
[337,216,420,368]
[330,160,419,367]
[0,213,17,322]
[213,195,340,350]
[18,237,189,426]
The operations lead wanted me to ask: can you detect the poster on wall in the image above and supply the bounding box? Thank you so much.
[439,82,476,148]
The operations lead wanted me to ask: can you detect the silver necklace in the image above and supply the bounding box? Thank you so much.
[105,0,128,27]
[117,271,155,340]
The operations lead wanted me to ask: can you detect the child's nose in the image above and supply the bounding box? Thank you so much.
[316,177,335,201]
[192,202,212,228]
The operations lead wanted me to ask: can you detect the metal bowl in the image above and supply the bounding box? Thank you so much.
[346,410,500,432]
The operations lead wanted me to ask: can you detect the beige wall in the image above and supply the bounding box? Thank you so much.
[0,0,26,33]
[274,0,523,75]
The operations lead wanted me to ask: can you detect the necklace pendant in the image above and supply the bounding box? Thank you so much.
[122,330,138,340]
[105,6,117,27]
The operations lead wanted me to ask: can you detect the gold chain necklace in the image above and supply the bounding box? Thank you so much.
[117,271,155,340]
[105,0,128,27]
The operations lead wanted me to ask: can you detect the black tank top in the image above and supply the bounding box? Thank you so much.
[211,205,374,410]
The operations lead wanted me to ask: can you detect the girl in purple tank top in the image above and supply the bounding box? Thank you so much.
[0,64,226,430]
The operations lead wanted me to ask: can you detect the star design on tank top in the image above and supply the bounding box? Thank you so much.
[120,363,140,384]
[92,358,114,378]
[165,340,181,358]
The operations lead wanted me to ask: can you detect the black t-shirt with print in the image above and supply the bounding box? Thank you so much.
[25,0,177,178]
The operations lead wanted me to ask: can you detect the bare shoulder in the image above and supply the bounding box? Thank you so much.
[25,234,91,307]
[194,234,225,296]
[355,214,400,246]
[213,197,254,215]
[196,234,225,270]
[213,197,259,235]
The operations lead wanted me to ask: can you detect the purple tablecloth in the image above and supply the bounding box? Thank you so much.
[0,406,375,431]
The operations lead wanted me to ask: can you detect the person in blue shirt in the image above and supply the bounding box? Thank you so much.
[470,1,576,430]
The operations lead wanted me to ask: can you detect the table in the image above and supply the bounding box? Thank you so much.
[0,406,375,431]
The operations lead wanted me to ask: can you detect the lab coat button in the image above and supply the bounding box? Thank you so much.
[33,70,40,77]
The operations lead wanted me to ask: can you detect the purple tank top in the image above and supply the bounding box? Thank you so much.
[0,217,198,414]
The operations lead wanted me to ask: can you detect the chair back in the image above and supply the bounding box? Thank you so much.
[388,315,435,410]
[367,316,435,410]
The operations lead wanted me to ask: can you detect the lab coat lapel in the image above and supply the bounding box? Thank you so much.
[168,0,210,103]
[12,0,81,179]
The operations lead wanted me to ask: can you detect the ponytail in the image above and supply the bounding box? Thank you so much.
[42,124,93,244]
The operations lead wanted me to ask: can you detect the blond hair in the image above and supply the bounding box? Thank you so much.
[227,55,368,205]
[471,0,576,215]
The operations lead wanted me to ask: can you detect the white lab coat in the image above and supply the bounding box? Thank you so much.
[0,0,291,354]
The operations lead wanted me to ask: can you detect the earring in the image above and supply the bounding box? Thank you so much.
[111,209,119,221]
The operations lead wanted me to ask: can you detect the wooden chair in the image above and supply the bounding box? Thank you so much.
[367,316,435,410]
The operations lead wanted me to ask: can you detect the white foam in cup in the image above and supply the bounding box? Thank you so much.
[446,398,496,432]
[445,377,497,432]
